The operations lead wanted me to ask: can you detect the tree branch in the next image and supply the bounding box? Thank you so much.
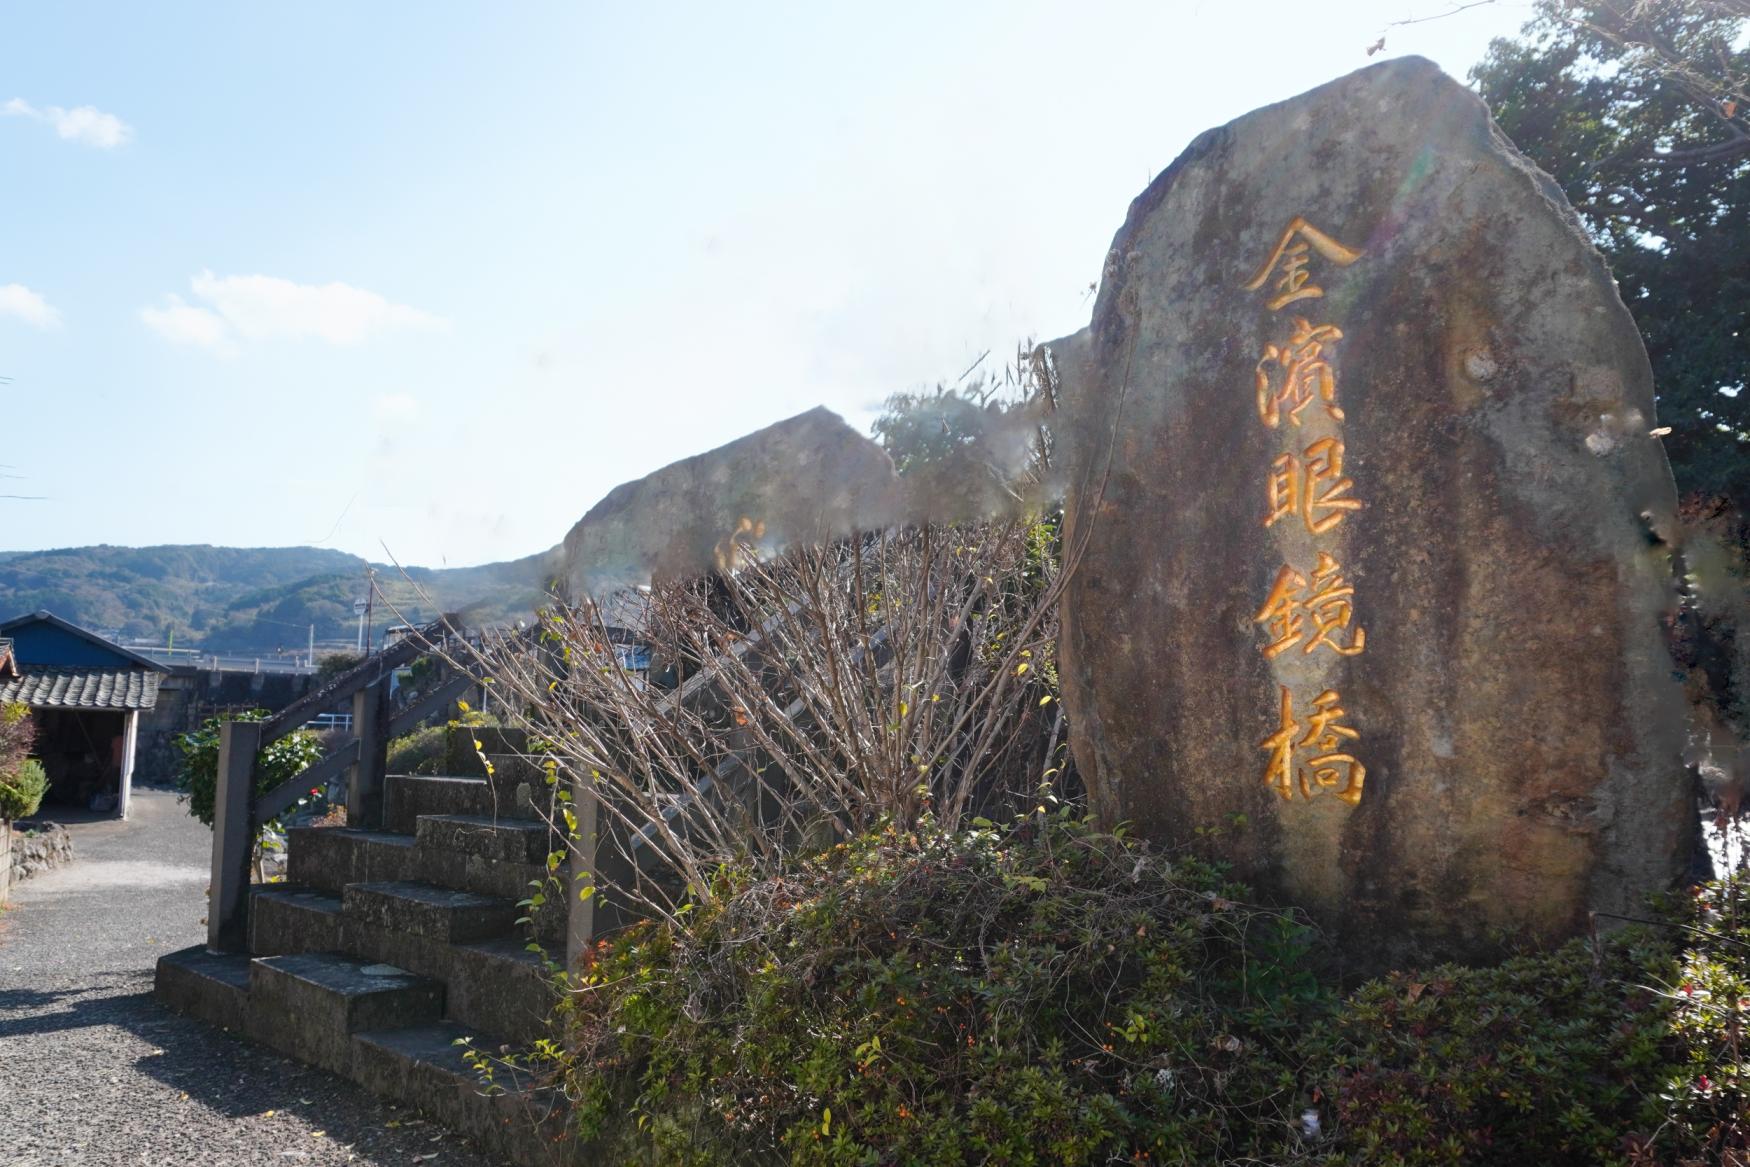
[1650,135,1750,164]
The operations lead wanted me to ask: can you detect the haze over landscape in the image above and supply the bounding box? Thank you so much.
[0,544,548,653]
[1,0,1530,610]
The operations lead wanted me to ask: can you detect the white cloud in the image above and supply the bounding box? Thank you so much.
[139,294,229,350]
[140,270,444,349]
[3,98,132,148]
[0,284,62,329]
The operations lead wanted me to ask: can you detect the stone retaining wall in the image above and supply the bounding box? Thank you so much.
[5,821,74,895]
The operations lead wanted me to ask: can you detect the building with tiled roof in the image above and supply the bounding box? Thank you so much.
[0,611,167,819]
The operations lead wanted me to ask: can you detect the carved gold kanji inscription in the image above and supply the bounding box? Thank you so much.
[1244,215,1370,810]
[1259,685,1366,804]
[1243,216,1365,311]
[1254,552,1366,659]
[1256,318,1346,428]
[1265,436,1363,534]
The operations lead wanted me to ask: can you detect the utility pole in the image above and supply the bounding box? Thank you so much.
[363,567,376,655]
[307,624,315,669]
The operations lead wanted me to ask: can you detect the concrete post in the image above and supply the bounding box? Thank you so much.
[346,678,388,830]
[208,719,262,953]
[565,774,599,971]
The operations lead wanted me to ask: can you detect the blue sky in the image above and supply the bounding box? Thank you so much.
[1,1,1534,568]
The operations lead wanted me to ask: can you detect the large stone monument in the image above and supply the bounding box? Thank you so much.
[1048,58,1691,964]
[563,407,903,596]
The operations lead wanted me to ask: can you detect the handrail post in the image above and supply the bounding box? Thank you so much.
[208,719,262,953]
[566,773,600,970]
[347,677,389,830]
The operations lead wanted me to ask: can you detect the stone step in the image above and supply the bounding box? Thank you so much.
[250,884,555,1044]
[417,814,555,866]
[285,820,553,906]
[443,936,555,1045]
[437,726,535,781]
[344,880,519,944]
[385,774,538,835]
[431,845,555,910]
[251,884,348,953]
[352,1021,568,1166]
[154,944,563,1166]
[286,827,418,891]
[248,951,443,1077]
[153,946,252,1034]
[414,727,555,823]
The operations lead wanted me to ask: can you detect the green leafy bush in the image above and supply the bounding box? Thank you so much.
[315,651,364,682]
[1304,883,1750,1166]
[385,724,447,776]
[385,711,499,777]
[546,813,1311,1165]
[175,710,324,827]
[0,759,47,821]
[525,817,1750,1166]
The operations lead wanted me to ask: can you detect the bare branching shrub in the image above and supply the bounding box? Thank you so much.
[449,515,1077,926]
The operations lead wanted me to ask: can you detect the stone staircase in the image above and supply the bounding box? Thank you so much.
[156,750,572,1166]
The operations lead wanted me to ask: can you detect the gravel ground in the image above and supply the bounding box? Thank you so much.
[0,787,506,1167]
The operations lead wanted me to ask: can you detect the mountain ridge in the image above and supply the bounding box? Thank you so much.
[0,543,557,653]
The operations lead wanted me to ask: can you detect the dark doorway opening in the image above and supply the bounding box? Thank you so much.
[34,708,126,812]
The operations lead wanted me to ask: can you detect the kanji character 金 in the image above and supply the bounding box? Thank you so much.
[1242,215,1365,311]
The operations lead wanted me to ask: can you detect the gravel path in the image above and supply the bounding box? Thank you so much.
[0,788,506,1167]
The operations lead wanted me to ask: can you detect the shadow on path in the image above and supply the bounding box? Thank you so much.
[0,788,503,1165]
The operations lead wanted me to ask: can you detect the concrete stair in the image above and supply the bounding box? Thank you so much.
[249,951,443,1077]
[155,767,570,1165]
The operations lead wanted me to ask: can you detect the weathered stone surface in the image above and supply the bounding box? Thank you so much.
[351,1021,568,1167]
[562,406,904,595]
[248,951,442,1077]
[250,885,553,1043]
[8,821,73,885]
[1048,57,1689,965]
[285,826,418,891]
[154,945,252,1034]
[342,880,518,943]
[384,773,501,835]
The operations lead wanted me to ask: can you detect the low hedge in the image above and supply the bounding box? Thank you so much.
[0,758,47,820]
[385,711,500,777]
[524,813,1749,1166]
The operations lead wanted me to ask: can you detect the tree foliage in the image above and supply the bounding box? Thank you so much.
[0,544,544,654]
[871,384,1038,521]
[871,347,1059,522]
[0,701,34,781]
[175,710,323,828]
[0,702,41,820]
[1472,0,1750,518]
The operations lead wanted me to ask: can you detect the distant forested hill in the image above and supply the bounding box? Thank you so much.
[0,544,557,653]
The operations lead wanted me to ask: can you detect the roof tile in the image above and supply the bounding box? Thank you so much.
[0,667,161,711]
